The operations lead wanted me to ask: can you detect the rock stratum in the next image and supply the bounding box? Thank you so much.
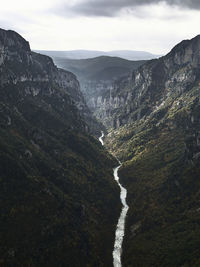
[104,35,200,266]
[0,28,121,266]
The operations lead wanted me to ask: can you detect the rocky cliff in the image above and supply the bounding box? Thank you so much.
[0,28,120,266]
[105,35,200,266]
[96,35,200,130]
[49,55,145,126]
[0,29,103,135]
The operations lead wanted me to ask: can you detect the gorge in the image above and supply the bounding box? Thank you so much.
[0,27,200,267]
[0,28,120,266]
[98,132,129,267]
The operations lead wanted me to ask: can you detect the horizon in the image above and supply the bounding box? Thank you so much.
[35,48,161,54]
[1,1,200,54]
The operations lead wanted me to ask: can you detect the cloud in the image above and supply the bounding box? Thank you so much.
[59,0,200,17]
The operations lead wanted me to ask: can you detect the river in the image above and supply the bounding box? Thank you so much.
[99,131,104,146]
[98,131,129,267]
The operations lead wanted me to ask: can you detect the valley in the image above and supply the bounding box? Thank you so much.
[0,27,200,267]
[41,55,146,125]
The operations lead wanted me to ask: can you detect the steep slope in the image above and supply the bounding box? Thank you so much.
[0,29,104,136]
[99,35,200,129]
[50,56,145,119]
[0,28,120,266]
[104,35,200,266]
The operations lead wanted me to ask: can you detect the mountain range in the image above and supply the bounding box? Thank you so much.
[0,27,200,266]
[35,49,160,60]
[50,56,145,82]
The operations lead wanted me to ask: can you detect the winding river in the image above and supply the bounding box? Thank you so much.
[98,131,129,267]
[99,131,104,146]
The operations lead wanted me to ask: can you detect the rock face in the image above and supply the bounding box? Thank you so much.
[0,29,103,135]
[0,28,120,266]
[49,55,145,127]
[97,35,200,129]
[105,35,200,266]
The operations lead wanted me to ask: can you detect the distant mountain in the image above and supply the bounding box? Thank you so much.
[47,55,146,113]
[35,49,161,60]
[107,50,161,60]
[51,55,146,81]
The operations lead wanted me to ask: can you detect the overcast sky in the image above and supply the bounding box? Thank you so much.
[1,0,200,54]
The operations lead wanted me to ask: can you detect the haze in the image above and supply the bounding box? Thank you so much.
[1,0,200,54]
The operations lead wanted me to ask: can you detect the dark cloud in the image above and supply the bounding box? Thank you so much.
[62,0,200,17]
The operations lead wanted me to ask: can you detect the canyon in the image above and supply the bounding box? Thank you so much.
[0,27,200,266]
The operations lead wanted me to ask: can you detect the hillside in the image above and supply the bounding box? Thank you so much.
[2,27,200,267]
[0,28,121,266]
[103,35,200,266]
[52,56,145,82]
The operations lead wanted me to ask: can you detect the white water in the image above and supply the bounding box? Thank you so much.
[112,164,129,267]
[98,131,129,267]
[99,131,104,145]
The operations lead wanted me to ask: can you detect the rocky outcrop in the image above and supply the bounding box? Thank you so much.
[49,55,145,128]
[0,28,120,266]
[0,29,102,135]
[97,35,200,129]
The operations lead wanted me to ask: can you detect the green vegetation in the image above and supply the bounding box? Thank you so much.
[0,28,121,266]
[0,88,121,266]
[0,123,120,266]
[105,84,200,266]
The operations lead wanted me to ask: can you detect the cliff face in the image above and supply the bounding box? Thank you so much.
[104,36,200,266]
[0,28,120,266]
[48,55,145,127]
[0,29,103,135]
[97,35,200,129]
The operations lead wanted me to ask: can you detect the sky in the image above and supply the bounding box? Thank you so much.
[1,0,200,55]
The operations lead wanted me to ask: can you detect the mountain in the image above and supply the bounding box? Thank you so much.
[106,50,161,60]
[91,35,200,129]
[102,35,200,266]
[51,56,145,82]
[48,55,146,117]
[35,49,160,60]
[2,27,200,266]
[0,28,121,266]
